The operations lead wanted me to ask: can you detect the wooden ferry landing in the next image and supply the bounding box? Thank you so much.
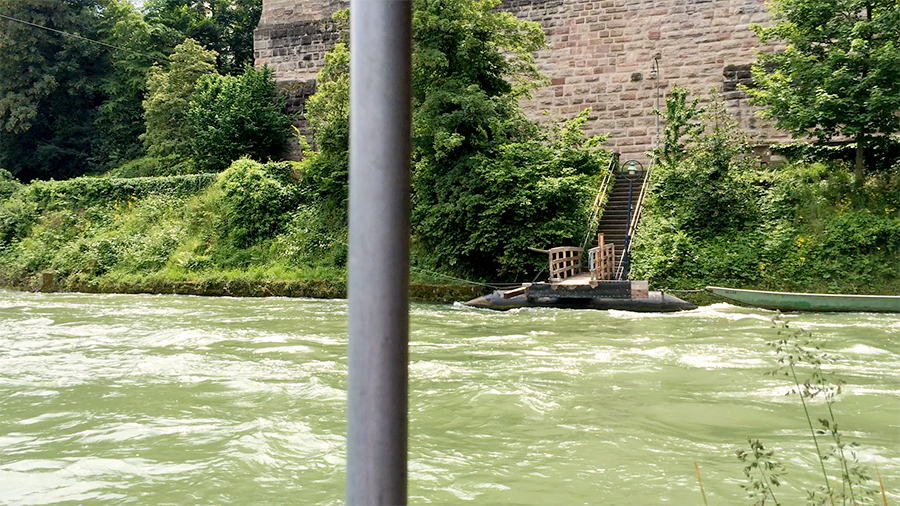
[466,235,696,312]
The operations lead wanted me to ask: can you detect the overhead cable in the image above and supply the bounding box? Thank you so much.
[0,12,165,62]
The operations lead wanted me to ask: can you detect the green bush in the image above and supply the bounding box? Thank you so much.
[649,91,759,240]
[0,193,37,246]
[0,169,21,200]
[21,173,217,211]
[217,159,301,247]
[105,156,199,178]
[273,204,349,268]
[188,66,293,172]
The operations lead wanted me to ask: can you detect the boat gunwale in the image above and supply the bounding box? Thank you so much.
[706,286,900,300]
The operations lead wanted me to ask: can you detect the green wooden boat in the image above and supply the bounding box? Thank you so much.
[706,286,900,313]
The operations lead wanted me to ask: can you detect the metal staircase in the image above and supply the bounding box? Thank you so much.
[595,159,650,280]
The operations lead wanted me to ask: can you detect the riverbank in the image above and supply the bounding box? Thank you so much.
[1,159,897,301]
[0,270,727,308]
[0,272,488,304]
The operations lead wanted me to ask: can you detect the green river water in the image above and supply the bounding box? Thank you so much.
[0,290,897,505]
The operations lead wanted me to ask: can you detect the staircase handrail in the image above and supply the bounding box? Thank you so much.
[615,159,653,280]
[581,153,619,251]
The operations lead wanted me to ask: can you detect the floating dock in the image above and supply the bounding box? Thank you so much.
[466,276,696,312]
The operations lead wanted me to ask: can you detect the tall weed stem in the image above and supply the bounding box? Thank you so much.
[788,362,833,496]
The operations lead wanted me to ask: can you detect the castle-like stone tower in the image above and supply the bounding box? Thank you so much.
[254,0,788,162]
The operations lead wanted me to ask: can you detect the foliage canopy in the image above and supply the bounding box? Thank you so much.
[0,0,264,180]
[188,66,293,172]
[301,0,608,280]
[143,0,262,75]
[0,0,110,179]
[747,0,900,177]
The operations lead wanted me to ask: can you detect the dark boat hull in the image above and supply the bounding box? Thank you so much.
[465,289,696,312]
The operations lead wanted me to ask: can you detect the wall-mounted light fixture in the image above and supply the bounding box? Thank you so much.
[651,54,661,150]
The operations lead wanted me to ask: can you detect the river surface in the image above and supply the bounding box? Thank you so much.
[0,290,897,505]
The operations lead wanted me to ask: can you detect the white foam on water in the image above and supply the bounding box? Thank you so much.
[840,343,892,355]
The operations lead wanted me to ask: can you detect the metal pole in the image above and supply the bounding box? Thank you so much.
[346,0,412,503]
[623,178,634,281]
[652,55,661,150]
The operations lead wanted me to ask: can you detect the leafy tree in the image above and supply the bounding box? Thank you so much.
[299,41,350,219]
[94,0,169,167]
[414,111,608,278]
[302,0,608,279]
[0,0,109,180]
[649,89,759,240]
[747,0,900,179]
[141,38,217,158]
[188,65,293,172]
[143,0,262,75]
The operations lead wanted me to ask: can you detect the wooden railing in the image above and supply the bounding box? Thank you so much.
[547,235,616,283]
[589,234,615,281]
[548,247,582,281]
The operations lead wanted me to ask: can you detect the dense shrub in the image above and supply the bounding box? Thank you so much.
[632,158,900,293]
[188,66,293,172]
[649,91,759,240]
[413,111,608,279]
[104,156,199,178]
[0,169,20,199]
[0,192,37,246]
[217,159,301,247]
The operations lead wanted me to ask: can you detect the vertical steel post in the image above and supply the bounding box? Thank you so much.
[652,55,661,150]
[623,178,634,281]
[346,0,412,504]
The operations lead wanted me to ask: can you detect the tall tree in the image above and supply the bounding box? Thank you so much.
[747,0,900,178]
[0,0,109,180]
[302,0,607,279]
[141,38,217,158]
[142,0,261,75]
[94,0,168,166]
[188,65,292,172]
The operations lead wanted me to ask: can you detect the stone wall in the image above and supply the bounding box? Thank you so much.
[254,0,790,162]
[254,0,347,157]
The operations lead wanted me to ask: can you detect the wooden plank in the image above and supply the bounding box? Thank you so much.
[530,280,650,299]
[501,286,528,299]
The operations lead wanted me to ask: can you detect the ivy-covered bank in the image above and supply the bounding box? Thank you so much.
[1,154,897,302]
[0,163,490,302]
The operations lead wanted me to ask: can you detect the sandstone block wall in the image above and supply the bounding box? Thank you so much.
[254,0,348,157]
[254,0,790,162]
